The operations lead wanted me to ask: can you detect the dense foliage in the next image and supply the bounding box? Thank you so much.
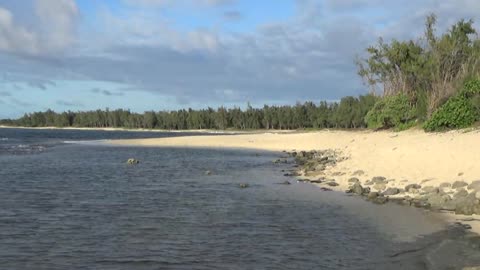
[0,95,378,130]
[424,79,480,131]
[358,14,480,118]
[364,94,416,130]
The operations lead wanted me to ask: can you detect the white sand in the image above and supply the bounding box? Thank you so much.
[112,128,480,233]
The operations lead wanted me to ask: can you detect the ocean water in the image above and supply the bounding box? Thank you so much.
[0,128,479,270]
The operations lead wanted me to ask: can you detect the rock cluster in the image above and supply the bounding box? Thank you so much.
[126,158,139,164]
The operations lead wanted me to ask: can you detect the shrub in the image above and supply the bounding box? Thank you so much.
[424,79,480,131]
[365,94,416,129]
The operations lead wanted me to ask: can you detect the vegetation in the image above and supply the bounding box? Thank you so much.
[358,14,480,131]
[424,79,480,131]
[0,96,378,130]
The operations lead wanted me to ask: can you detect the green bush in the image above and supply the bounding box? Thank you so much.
[424,79,480,131]
[365,94,416,129]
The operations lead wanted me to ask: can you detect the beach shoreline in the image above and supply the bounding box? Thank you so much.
[110,129,480,235]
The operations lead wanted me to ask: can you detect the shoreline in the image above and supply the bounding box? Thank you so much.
[109,129,480,235]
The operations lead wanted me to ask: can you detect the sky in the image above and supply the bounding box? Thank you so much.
[0,0,479,118]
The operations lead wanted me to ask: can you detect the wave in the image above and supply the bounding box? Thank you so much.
[63,140,108,145]
[0,138,8,141]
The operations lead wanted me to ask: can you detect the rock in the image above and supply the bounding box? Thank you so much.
[326,181,339,187]
[452,181,468,189]
[476,192,480,200]
[205,170,213,176]
[367,192,379,200]
[314,164,326,171]
[454,189,469,199]
[383,188,400,196]
[405,184,422,192]
[422,186,440,194]
[239,183,249,188]
[320,187,332,191]
[439,182,452,188]
[362,187,371,195]
[309,178,324,184]
[455,193,480,215]
[373,195,388,205]
[352,170,365,176]
[426,194,451,209]
[371,176,387,184]
[278,181,291,185]
[468,180,480,191]
[364,180,373,186]
[373,183,387,192]
[350,182,364,195]
[412,199,431,209]
[126,158,139,164]
[348,177,360,183]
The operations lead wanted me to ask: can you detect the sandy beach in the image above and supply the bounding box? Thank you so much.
[112,128,480,234]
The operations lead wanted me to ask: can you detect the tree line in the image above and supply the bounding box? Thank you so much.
[0,95,377,130]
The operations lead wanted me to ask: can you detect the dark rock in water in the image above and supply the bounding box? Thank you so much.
[290,151,298,157]
[310,179,324,184]
[239,183,249,188]
[405,184,422,192]
[126,158,139,164]
[373,195,388,205]
[441,200,457,211]
[350,182,364,195]
[205,170,213,176]
[452,181,468,189]
[468,180,480,191]
[297,179,309,183]
[371,176,386,184]
[412,199,430,209]
[326,181,339,187]
[367,192,379,200]
[383,188,400,196]
[277,181,291,185]
[319,187,332,191]
[422,186,439,194]
[362,187,371,195]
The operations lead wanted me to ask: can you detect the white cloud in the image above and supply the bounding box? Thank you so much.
[0,0,78,55]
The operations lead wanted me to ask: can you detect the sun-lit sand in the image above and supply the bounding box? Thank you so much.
[112,128,480,233]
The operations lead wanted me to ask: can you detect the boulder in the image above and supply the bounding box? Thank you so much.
[326,181,339,187]
[126,158,139,164]
[348,177,360,183]
[439,182,452,188]
[383,188,400,196]
[373,195,388,205]
[239,183,249,188]
[350,182,364,195]
[452,181,468,189]
[468,180,480,191]
[278,181,291,185]
[205,170,213,176]
[454,193,480,215]
[422,186,440,194]
[405,184,422,192]
[367,192,379,200]
[454,189,469,199]
[371,176,387,184]
[426,194,451,209]
[373,183,387,192]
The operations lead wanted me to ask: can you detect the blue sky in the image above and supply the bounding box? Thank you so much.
[0,0,479,118]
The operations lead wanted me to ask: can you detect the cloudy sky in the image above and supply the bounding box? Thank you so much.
[0,0,479,118]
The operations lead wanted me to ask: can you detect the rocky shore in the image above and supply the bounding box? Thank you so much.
[277,148,480,218]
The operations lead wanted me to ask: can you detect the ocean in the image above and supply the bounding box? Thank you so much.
[0,128,479,270]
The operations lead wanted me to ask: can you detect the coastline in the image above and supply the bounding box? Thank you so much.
[110,128,480,235]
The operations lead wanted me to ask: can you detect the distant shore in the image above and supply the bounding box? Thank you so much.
[111,128,480,234]
[0,125,255,134]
